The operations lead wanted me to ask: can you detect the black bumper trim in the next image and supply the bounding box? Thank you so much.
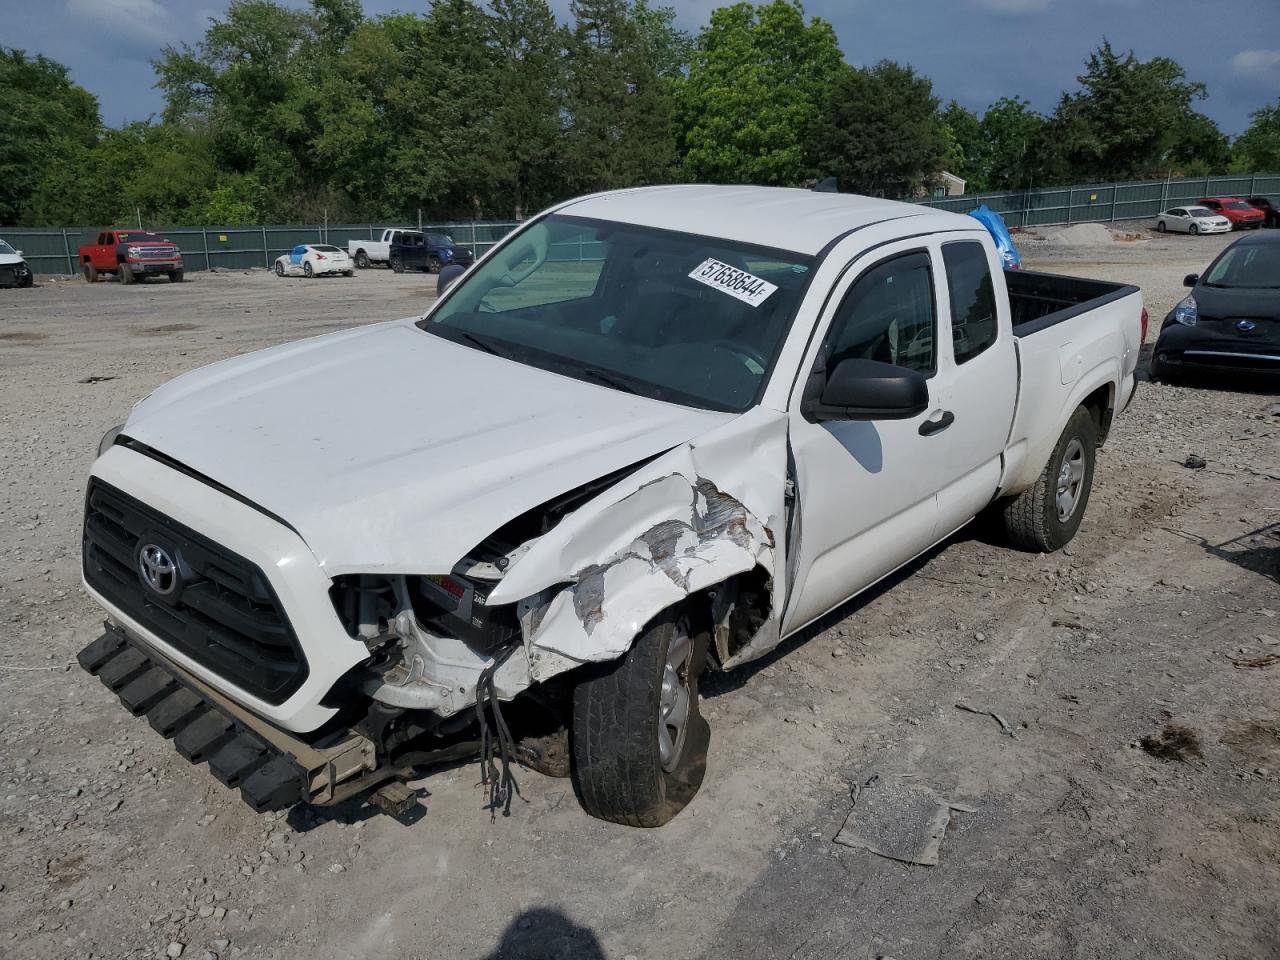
[79,627,307,812]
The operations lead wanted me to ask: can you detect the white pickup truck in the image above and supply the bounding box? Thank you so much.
[79,186,1145,826]
[347,228,415,269]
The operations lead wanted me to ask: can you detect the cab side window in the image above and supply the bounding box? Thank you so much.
[942,241,998,364]
[825,251,935,376]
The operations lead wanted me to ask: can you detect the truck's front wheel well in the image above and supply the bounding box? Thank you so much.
[699,566,773,670]
[1081,384,1114,446]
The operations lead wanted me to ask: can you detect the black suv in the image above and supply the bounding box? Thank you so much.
[389,232,475,274]
[1246,197,1280,229]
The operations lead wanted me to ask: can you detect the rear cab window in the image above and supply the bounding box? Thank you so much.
[941,241,999,364]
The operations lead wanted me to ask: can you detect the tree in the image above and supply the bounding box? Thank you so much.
[0,47,100,224]
[1233,100,1280,173]
[808,60,948,197]
[487,0,567,218]
[1042,41,1212,182]
[678,1,843,185]
[979,96,1046,191]
[563,0,678,193]
[940,101,986,191]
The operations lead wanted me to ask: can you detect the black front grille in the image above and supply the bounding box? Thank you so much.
[82,479,307,704]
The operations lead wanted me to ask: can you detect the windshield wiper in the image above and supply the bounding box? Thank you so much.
[440,328,506,358]
[580,368,639,395]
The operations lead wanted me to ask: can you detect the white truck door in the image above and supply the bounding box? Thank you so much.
[782,241,953,635]
[932,236,1019,536]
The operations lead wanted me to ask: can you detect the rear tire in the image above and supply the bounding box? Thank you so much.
[118,263,134,285]
[83,262,97,283]
[354,250,369,269]
[572,609,710,827]
[275,262,285,277]
[1000,406,1097,553]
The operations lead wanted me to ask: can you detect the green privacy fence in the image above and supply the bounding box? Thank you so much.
[919,173,1280,228]
[6,172,1280,274]
[1,221,521,276]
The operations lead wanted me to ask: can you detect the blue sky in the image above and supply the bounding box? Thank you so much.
[8,0,1280,136]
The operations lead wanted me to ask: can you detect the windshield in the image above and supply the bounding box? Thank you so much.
[0,240,14,255]
[420,214,814,412]
[1204,244,1280,289]
[427,234,455,246]
[1225,202,1252,211]
[1187,207,1215,218]
[119,232,163,243]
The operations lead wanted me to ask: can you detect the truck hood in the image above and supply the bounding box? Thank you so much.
[122,320,733,575]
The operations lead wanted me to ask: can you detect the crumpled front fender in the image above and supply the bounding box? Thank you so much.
[488,407,789,670]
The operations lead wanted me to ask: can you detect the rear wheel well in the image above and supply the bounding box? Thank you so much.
[1081,384,1114,446]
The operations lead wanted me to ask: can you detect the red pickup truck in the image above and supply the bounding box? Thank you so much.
[80,230,184,284]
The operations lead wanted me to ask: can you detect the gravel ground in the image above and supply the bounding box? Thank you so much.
[1,237,1278,960]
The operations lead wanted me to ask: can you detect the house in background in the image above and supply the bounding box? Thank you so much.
[932,171,967,197]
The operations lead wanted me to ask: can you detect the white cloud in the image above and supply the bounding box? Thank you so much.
[1230,49,1280,84]
[972,0,1052,13]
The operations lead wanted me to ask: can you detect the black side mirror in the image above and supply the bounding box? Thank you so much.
[437,263,466,297]
[801,357,929,422]
[1183,274,1199,288]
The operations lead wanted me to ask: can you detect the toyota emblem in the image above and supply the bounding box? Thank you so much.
[138,543,178,596]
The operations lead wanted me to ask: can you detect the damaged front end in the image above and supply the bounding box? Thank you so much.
[330,407,790,738]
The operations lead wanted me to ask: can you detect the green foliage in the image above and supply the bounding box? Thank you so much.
[4,14,1275,226]
[678,1,843,185]
[940,101,986,191]
[563,0,681,193]
[979,96,1047,190]
[0,47,100,225]
[808,60,948,197]
[1232,100,1280,173]
[1039,41,1219,182]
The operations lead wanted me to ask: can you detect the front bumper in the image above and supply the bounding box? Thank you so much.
[127,259,184,272]
[78,624,392,811]
[1154,322,1280,375]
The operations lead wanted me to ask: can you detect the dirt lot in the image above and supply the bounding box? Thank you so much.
[2,233,1278,960]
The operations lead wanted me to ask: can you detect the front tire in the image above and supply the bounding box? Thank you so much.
[427,256,442,274]
[1000,405,1097,553]
[168,269,183,283]
[1156,221,1166,233]
[390,255,404,274]
[118,263,134,285]
[1189,223,1199,236]
[572,610,710,827]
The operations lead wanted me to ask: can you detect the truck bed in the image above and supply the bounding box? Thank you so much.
[1007,269,1139,336]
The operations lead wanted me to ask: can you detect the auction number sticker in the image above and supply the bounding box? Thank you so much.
[688,258,778,307]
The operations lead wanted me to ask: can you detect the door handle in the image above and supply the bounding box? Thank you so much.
[918,410,955,436]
